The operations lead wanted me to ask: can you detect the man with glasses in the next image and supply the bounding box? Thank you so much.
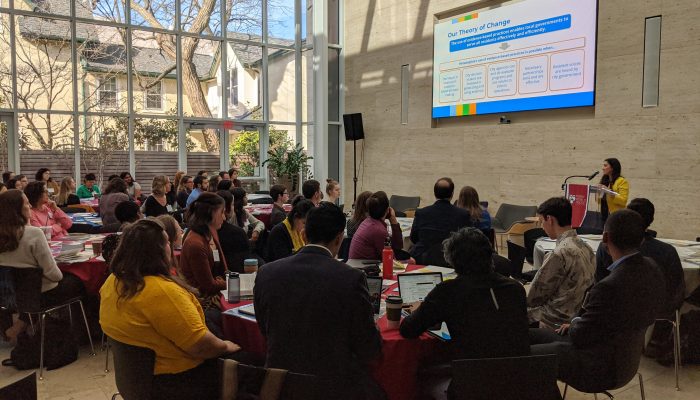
[269,184,290,227]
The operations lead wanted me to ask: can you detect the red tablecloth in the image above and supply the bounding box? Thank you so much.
[58,258,109,296]
[244,204,292,230]
[219,266,446,400]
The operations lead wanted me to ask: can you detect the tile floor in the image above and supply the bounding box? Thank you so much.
[1,341,699,399]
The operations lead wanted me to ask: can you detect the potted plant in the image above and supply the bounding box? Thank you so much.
[262,143,313,195]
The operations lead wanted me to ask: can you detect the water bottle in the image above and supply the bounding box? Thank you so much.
[227,272,240,303]
[382,237,394,279]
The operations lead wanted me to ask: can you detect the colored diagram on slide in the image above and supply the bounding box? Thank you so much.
[432,0,598,118]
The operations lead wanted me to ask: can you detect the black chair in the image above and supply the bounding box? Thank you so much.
[108,337,155,400]
[389,195,420,217]
[249,196,274,205]
[524,228,546,265]
[506,240,529,281]
[655,309,681,390]
[255,190,270,195]
[575,226,603,235]
[338,237,351,261]
[647,229,658,238]
[5,267,95,380]
[418,228,451,267]
[220,358,319,400]
[492,254,512,277]
[0,372,37,400]
[491,204,537,234]
[562,329,647,400]
[481,228,496,250]
[450,354,560,400]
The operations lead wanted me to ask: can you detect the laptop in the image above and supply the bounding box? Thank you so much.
[366,276,383,314]
[397,272,443,304]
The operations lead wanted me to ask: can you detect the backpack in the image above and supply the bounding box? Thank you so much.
[2,315,78,370]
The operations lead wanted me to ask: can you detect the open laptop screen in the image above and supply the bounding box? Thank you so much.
[397,272,443,304]
[366,276,383,314]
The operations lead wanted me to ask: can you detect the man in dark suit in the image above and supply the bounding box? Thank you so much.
[409,177,472,262]
[530,209,665,389]
[254,203,383,399]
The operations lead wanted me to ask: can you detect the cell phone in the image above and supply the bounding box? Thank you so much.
[362,260,380,265]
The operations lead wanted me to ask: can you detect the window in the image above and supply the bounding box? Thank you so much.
[98,77,117,108]
[146,138,164,152]
[145,81,164,110]
[230,67,239,106]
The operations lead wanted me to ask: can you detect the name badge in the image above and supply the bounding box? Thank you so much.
[47,188,54,194]
[213,249,220,263]
[166,204,174,212]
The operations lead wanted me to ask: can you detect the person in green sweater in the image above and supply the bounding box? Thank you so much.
[76,173,101,199]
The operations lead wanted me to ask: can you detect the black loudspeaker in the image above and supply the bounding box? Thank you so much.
[343,113,365,141]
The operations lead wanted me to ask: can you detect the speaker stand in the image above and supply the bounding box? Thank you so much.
[352,139,359,206]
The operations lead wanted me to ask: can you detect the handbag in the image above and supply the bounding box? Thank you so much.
[2,315,78,370]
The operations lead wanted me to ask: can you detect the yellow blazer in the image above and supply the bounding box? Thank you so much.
[601,176,629,214]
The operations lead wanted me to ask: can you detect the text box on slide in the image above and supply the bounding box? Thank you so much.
[550,50,585,91]
[439,70,461,102]
[488,61,517,97]
[519,56,549,94]
[462,66,486,100]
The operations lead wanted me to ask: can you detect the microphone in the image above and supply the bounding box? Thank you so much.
[587,171,599,180]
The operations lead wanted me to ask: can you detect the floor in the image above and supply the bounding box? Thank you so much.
[1,341,699,399]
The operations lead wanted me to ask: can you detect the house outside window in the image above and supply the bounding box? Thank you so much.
[145,81,164,110]
[230,68,239,106]
[98,77,118,108]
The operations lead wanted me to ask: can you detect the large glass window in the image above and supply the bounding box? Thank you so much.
[0,0,335,189]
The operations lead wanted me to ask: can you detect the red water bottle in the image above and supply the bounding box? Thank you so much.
[382,237,394,279]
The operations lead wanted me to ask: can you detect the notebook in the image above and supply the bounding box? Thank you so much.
[397,272,443,304]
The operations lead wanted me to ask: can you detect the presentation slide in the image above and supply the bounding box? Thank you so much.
[432,0,598,118]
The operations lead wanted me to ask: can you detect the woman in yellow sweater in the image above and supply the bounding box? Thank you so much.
[599,158,629,220]
[100,219,240,399]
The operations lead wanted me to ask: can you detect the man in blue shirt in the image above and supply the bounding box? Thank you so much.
[185,175,209,208]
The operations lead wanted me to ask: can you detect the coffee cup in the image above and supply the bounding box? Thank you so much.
[243,258,258,274]
[385,296,403,329]
[40,226,52,241]
[92,238,104,256]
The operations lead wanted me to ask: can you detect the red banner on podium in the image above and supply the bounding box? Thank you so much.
[565,183,590,228]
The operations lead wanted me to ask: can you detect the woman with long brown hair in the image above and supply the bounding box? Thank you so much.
[346,190,372,238]
[0,189,84,343]
[100,219,239,399]
[454,186,491,230]
[598,158,629,221]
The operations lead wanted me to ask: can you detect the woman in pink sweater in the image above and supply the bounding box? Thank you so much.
[25,181,72,239]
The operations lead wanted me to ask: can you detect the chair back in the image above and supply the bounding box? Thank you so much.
[450,354,559,400]
[523,228,546,264]
[0,372,37,400]
[575,226,603,235]
[108,337,155,400]
[481,228,496,250]
[389,195,420,215]
[610,329,646,390]
[250,197,274,205]
[506,241,526,277]
[492,254,512,277]
[492,204,537,232]
[418,228,451,267]
[220,359,319,400]
[337,237,351,261]
[10,268,43,314]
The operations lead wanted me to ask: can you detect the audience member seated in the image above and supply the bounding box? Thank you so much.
[144,175,173,217]
[76,173,101,199]
[171,171,185,205]
[176,175,193,209]
[266,198,314,262]
[527,197,595,329]
[197,170,208,178]
[454,185,491,230]
[208,175,221,193]
[349,191,403,260]
[596,198,685,355]
[218,171,230,181]
[302,179,323,206]
[2,171,13,183]
[120,172,143,202]
[114,201,143,228]
[346,190,372,238]
[156,215,184,275]
[255,203,382,398]
[100,178,131,226]
[8,175,28,190]
[324,179,341,205]
[228,167,242,188]
[409,177,471,262]
[0,189,85,343]
[25,181,72,239]
[216,190,251,273]
[269,184,290,227]
[400,227,529,395]
[186,175,208,208]
[530,210,664,389]
[180,193,228,338]
[0,182,5,194]
[35,168,60,198]
[230,188,265,242]
[99,219,240,400]
[217,179,233,191]
[56,176,80,208]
